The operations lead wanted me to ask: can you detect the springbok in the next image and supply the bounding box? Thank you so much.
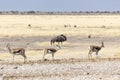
[88,42,104,59]
[6,43,27,63]
[43,45,61,60]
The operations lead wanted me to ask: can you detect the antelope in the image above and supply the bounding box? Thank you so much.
[88,42,104,59]
[6,43,27,63]
[43,45,61,60]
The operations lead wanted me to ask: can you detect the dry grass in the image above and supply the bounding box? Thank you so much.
[0,15,120,37]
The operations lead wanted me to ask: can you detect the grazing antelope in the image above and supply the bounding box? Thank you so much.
[43,45,61,60]
[6,43,27,63]
[88,42,104,59]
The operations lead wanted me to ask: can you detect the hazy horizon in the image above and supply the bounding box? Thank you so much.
[0,0,120,11]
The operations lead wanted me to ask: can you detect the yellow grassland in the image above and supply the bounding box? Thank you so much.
[0,15,120,37]
[0,15,120,61]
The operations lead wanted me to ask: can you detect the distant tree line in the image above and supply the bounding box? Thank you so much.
[0,11,120,15]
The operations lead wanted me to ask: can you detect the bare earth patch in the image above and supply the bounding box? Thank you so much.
[0,58,120,80]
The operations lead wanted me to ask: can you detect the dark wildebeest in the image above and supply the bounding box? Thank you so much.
[50,34,67,46]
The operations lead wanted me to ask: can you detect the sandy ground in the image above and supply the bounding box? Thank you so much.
[1,59,120,80]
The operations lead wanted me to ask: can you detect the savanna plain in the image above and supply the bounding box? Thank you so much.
[0,15,120,80]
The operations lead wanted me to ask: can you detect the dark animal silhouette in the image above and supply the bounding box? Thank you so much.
[51,34,67,46]
[28,24,31,27]
[88,34,91,39]
[74,25,77,28]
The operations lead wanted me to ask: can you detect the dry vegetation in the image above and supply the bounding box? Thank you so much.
[0,15,120,79]
[0,15,120,37]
